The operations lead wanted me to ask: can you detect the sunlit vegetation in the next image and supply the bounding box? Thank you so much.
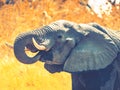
[0,0,119,90]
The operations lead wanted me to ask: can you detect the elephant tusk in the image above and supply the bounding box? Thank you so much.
[32,38,47,51]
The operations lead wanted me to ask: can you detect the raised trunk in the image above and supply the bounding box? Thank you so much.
[14,32,40,64]
[13,26,55,64]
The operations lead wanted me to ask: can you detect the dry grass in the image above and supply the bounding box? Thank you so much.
[0,0,119,90]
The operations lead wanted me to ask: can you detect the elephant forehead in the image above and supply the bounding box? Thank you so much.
[48,20,76,31]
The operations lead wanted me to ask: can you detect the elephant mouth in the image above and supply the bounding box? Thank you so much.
[39,50,65,65]
[44,64,64,73]
[45,60,64,65]
[32,37,65,65]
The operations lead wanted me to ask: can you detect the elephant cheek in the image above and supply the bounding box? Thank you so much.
[44,64,64,73]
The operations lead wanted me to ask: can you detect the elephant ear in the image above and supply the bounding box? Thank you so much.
[63,28,119,72]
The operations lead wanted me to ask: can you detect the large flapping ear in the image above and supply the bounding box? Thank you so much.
[63,24,119,73]
[88,22,108,34]
[88,22,120,50]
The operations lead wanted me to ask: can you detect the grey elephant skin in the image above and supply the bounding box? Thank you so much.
[13,20,120,90]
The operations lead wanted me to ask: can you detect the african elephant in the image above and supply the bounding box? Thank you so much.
[13,20,120,90]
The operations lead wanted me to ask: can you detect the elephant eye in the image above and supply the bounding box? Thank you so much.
[57,35,62,39]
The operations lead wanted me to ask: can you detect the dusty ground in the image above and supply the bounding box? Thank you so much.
[0,0,119,90]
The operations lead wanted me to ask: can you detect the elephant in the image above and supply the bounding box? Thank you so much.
[13,20,120,90]
[5,0,15,4]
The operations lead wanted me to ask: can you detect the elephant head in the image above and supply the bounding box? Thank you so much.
[14,20,82,64]
[14,20,120,73]
[13,28,52,64]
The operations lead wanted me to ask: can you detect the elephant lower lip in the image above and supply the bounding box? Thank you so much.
[45,61,63,65]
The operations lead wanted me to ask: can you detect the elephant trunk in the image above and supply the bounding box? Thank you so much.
[14,26,55,64]
[14,32,41,64]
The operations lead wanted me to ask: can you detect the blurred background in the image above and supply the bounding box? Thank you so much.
[0,0,119,90]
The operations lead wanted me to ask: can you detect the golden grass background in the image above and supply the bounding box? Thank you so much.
[0,0,119,90]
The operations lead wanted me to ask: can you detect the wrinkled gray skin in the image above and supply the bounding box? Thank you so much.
[14,20,79,64]
[14,20,120,90]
